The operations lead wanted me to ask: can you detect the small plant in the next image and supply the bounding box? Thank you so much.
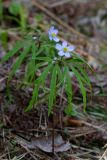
[8,2,27,32]
[0,26,91,116]
[0,1,27,31]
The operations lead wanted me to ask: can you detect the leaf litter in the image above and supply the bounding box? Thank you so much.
[16,134,71,153]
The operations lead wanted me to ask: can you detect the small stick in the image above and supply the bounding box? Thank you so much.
[32,0,86,39]
[99,147,107,160]
[52,108,55,155]
[81,121,106,133]
[48,0,73,8]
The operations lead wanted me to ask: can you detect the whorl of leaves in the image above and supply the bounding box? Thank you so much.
[0,33,92,116]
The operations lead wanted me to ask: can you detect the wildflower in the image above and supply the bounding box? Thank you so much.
[55,41,75,57]
[48,26,59,42]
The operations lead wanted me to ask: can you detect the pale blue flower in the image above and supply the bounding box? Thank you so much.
[55,41,75,57]
[48,26,59,42]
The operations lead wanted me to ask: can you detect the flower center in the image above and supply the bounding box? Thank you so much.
[51,33,56,37]
[63,47,68,52]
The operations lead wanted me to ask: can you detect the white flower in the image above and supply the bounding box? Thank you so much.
[48,26,59,42]
[55,41,75,57]
[32,36,37,40]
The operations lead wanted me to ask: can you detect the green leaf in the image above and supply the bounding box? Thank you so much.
[0,41,23,64]
[0,31,8,49]
[24,43,49,83]
[32,41,37,57]
[9,2,21,16]
[71,66,87,112]
[8,45,30,81]
[56,65,62,85]
[48,65,58,116]
[64,67,73,115]
[24,60,35,83]
[36,63,53,84]
[26,63,53,111]
[25,83,39,112]
[0,0,3,21]
[32,46,44,58]
[35,14,43,22]
[66,58,84,64]
[24,42,37,83]
[75,65,91,88]
[19,4,27,31]
[32,57,52,62]
[57,66,67,87]
[72,51,94,72]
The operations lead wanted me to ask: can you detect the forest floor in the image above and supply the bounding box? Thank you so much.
[0,0,107,159]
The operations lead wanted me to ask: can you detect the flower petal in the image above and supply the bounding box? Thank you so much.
[68,45,75,52]
[48,26,54,34]
[65,52,71,58]
[53,37,59,42]
[49,36,53,40]
[58,51,65,56]
[62,41,67,47]
[50,26,54,31]
[55,44,62,50]
[54,29,58,34]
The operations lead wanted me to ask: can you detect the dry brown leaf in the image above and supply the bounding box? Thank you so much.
[16,134,71,153]
[0,77,6,92]
[63,116,83,127]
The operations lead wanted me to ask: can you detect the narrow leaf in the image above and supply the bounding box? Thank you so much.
[64,67,73,115]
[48,65,58,116]
[26,63,53,111]
[36,63,53,84]
[71,66,87,112]
[8,45,30,81]
[75,65,91,88]
[25,83,39,111]
[24,42,37,83]
[0,41,23,64]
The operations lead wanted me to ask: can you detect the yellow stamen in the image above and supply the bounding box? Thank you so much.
[63,47,68,52]
[51,33,56,37]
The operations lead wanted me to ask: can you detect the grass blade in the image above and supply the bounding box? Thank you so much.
[75,65,91,88]
[48,65,58,116]
[36,63,53,84]
[26,63,53,111]
[8,45,30,81]
[71,66,87,112]
[64,67,73,115]
[25,83,39,111]
[0,41,24,64]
